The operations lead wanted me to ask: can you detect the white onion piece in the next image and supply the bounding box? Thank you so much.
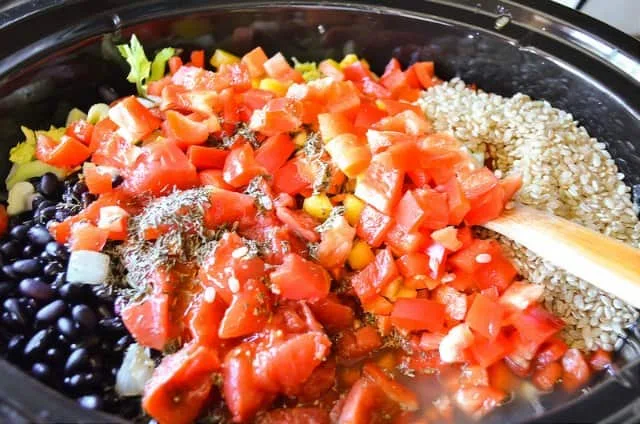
[66,251,111,284]
[7,181,35,215]
[116,343,155,397]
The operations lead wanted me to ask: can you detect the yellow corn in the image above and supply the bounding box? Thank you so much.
[303,194,333,220]
[343,194,365,226]
[348,240,375,270]
[382,277,402,300]
[258,78,288,97]
[210,49,240,69]
[322,58,341,72]
[339,54,359,69]
[293,130,308,148]
[395,286,418,299]
[251,78,260,88]
[375,99,387,111]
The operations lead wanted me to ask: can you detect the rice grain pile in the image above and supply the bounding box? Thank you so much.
[418,79,640,351]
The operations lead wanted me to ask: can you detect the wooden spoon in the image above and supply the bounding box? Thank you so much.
[483,203,640,309]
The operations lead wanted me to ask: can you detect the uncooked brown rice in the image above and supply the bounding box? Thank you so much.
[418,79,640,351]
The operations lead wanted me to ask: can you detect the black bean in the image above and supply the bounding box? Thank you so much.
[7,334,25,361]
[19,278,54,301]
[95,304,113,320]
[98,317,124,334]
[57,317,80,339]
[36,205,57,223]
[2,311,26,330]
[36,200,56,211]
[65,347,90,375]
[71,304,97,330]
[111,174,124,188]
[81,192,97,208]
[65,372,100,392]
[30,194,46,211]
[38,173,60,197]
[71,334,101,350]
[36,299,66,323]
[31,362,53,382]
[45,241,69,260]
[72,182,88,197]
[43,261,64,277]
[1,240,22,259]
[54,208,73,222]
[1,264,20,280]
[9,225,29,242]
[59,283,92,303]
[50,273,67,290]
[13,259,43,276]
[92,286,114,303]
[4,297,22,315]
[0,281,13,298]
[45,347,65,366]
[27,225,53,246]
[21,244,41,259]
[24,328,53,359]
[77,394,104,410]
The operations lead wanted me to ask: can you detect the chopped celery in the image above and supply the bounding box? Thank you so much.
[87,103,110,124]
[9,126,36,165]
[117,35,175,96]
[6,161,66,190]
[293,58,321,82]
[150,48,176,82]
[65,108,87,126]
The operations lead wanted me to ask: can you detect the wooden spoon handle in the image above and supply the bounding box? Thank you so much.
[483,204,640,309]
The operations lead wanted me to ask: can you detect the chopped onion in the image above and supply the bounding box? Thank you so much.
[7,181,35,215]
[66,250,111,284]
[116,343,155,397]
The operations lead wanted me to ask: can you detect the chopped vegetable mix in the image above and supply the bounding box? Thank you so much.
[8,37,614,423]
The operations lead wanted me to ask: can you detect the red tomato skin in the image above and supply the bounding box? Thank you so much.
[187,145,228,170]
[356,205,394,248]
[308,295,355,332]
[204,189,257,229]
[337,378,384,424]
[223,143,264,188]
[532,361,563,392]
[466,293,505,340]
[351,248,399,302]
[561,348,591,392]
[354,152,404,215]
[254,133,295,174]
[218,279,271,339]
[109,96,161,143]
[224,348,271,423]
[270,253,331,300]
[257,408,330,424]
[336,326,383,360]
[391,298,446,333]
[273,158,312,195]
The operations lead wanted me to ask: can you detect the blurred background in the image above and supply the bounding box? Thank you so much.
[552,0,640,36]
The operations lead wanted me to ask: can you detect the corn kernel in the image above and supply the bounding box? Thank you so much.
[339,54,359,69]
[293,131,308,148]
[251,78,260,88]
[258,78,288,97]
[395,286,418,299]
[303,194,333,220]
[348,240,375,270]
[209,49,240,69]
[343,194,365,226]
[382,277,403,300]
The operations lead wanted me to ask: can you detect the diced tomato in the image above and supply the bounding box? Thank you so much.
[224,348,271,422]
[258,407,330,424]
[351,248,399,301]
[254,133,295,174]
[384,221,427,256]
[317,216,356,269]
[413,188,449,231]
[36,134,92,168]
[354,102,387,130]
[336,326,383,361]
[499,281,544,311]
[250,97,303,136]
[433,285,468,321]
[533,361,563,392]
[203,189,256,228]
[143,343,220,424]
[419,332,445,351]
[65,119,94,145]
[325,133,372,178]
[219,279,271,339]
[534,337,569,367]
[168,56,182,74]
[466,293,505,340]
[589,349,612,371]
[68,222,109,252]
[470,332,513,368]
[512,305,564,346]
[410,62,435,89]
[362,362,419,411]
[121,292,173,351]
[275,206,319,242]
[0,206,7,237]
[124,140,199,197]
[373,110,432,136]
[396,253,431,279]
[325,81,361,115]
[187,145,228,170]
[454,386,506,418]
[356,204,394,248]
[394,190,427,232]
[449,239,496,274]
[198,169,232,189]
[270,253,331,300]
[83,163,114,195]
[355,152,404,214]
[391,299,446,332]
[272,157,312,195]
[337,378,385,424]
[91,132,142,170]
[96,205,129,240]
[439,177,471,225]
[108,96,161,143]
[318,112,354,142]
[190,49,205,68]
[163,110,209,147]
[488,361,517,393]
[242,47,269,78]
[187,293,226,347]
[254,331,331,395]
[464,185,505,225]
[308,294,355,332]
[263,52,303,82]
[500,174,523,202]
[562,348,591,392]
[222,143,264,187]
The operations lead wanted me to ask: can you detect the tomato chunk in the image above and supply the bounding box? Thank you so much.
[391,299,446,332]
[270,253,331,300]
